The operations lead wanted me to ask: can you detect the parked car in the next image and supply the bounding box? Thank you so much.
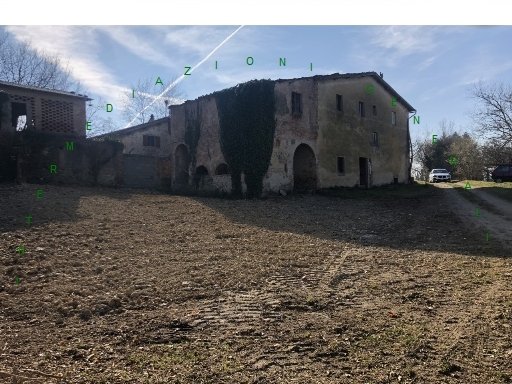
[491,164,512,182]
[428,168,451,183]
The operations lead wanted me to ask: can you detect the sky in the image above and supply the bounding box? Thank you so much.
[3,25,512,142]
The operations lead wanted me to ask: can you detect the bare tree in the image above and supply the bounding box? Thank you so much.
[481,138,512,165]
[0,31,74,90]
[121,77,182,126]
[84,97,121,137]
[472,83,512,147]
[449,133,484,179]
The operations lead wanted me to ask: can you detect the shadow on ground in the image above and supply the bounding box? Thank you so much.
[0,182,138,233]
[193,183,508,258]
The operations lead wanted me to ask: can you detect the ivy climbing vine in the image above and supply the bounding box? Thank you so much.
[214,79,276,198]
[184,103,202,175]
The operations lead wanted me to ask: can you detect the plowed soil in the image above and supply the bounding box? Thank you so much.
[0,183,511,383]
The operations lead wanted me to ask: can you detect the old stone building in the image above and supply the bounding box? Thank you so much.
[94,117,172,189]
[0,80,90,136]
[170,72,415,195]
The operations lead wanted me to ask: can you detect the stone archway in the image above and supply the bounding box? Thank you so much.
[194,165,209,189]
[175,144,189,185]
[293,143,317,191]
[215,163,230,175]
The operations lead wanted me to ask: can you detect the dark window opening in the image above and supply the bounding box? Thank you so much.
[336,94,343,112]
[337,157,345,174]
[372,105,377,116]
[372,132,379,146]
[11,102,27,131]
[359,101,365,117]
[291,92,302,116]
[143,135,160,147]
[391,111,397,125]
[215,163,230,175]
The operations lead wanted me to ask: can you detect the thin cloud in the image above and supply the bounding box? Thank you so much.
[372,26,439,57]
[125,26,245,127]
[5,26,126,104]
[164,26,238,57]
[98,26,176,68]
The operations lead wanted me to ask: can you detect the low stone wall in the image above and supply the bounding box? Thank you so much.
[5,131,123,187]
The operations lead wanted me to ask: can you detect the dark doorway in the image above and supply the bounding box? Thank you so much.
[194,165,209,189]
[293,144,317,191]
[359,157,368,187]
[175,144,190,185]
[11,102,27,131]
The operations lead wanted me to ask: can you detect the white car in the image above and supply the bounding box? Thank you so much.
[429,168,451,183]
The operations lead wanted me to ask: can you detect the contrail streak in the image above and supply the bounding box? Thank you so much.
[125,25,245,128]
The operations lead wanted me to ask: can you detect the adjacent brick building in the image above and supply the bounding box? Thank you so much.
[0,80,90,137]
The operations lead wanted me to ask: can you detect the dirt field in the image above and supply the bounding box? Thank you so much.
[1,183,511,383]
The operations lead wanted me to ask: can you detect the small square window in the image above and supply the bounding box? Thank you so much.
[291,92,302,115]
[336,94,343,112]
[143,135,160,147]
[372,105,377,116]
[372,132,379,146]
[359,101,365,117]
[337,157,345,174]
[391,111,397,125]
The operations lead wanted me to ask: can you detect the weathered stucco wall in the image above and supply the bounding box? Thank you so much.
[266,78,319,193]
[316,76,410,187]
[170,96,231,193]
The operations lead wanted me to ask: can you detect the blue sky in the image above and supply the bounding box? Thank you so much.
[3,25,512,142]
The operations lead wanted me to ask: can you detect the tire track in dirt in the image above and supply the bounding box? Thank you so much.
[186,248,357,373]
[438,185,512,251]
[434,184,511,373]
[437,269,510,374]
[191,248,355,330]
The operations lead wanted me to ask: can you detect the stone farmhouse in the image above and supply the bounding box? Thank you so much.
[169,72,415,195]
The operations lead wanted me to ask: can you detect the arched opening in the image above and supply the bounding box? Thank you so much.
[215,163,230,175]
[293,143,317,191]
[175,144,189,185]
[194,165,209,188]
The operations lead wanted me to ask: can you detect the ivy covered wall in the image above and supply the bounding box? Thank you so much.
[214,80,276,197]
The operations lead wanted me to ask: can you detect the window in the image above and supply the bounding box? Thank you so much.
[337,157,345,174]
[391,111,397,125]
[372,105,377,116]
[372,132,379,146]
[359,101,365,117]
[291,92,302,115]
[143,135,160,147]
[336,94,343,112]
